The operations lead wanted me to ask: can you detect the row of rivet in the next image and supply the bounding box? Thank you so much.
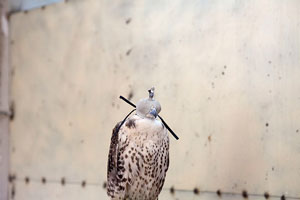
[9,175,298,200]
[8,175,106,188]
[169,186,294,200]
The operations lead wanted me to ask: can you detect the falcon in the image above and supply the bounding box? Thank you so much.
[107,87,169,200]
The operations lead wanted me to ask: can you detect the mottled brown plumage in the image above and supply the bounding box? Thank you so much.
[107,115,169,200]
[107,88,169,200]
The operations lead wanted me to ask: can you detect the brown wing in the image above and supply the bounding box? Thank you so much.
[107,122,121,197]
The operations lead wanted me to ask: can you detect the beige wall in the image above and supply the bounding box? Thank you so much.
[9,0,300,199]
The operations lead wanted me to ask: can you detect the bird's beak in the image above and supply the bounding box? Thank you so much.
[149,108,158,118]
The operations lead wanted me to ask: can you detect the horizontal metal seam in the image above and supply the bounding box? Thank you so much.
[11,177,300,199]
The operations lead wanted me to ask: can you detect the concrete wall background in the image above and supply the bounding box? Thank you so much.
[9,0,300,199]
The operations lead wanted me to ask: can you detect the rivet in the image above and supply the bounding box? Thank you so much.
[61,177,65,186]
[103,181,107,189]
[242,190,248,198]
[25,177,30,184]
[170,186,175,194]
[9,103,14,121]
[216,189,222,197]
[8,174,16,183]
[11,185,15,198]
[193,188,199,195]
[41,177,46,184]
[264,192,269,199]
[81,180,86,188]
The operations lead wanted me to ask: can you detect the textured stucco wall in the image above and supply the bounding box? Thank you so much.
[9,0,300,199]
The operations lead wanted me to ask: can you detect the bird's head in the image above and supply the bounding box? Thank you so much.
[136,87,161,119]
